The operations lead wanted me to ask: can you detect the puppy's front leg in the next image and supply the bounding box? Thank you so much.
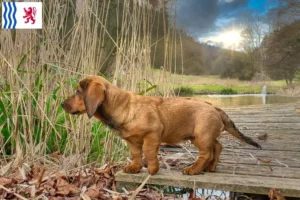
[143,134,160,175]
[123,141,143,174]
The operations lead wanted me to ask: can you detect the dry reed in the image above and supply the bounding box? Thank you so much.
[0,0,179,173]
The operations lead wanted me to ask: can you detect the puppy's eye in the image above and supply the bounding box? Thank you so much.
[75,90,80,95]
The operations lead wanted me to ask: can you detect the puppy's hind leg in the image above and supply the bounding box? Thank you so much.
[205,140,222,172]
[183,129,214,175]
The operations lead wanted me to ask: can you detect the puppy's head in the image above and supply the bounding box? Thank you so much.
[62,76,106,118]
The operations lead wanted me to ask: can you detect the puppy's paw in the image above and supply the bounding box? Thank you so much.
[204,164,216,172]
[183,166,202,175]
[123,164,142,174]
[147,165,159,175]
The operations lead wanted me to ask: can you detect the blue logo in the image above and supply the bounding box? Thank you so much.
[2,2,17,29]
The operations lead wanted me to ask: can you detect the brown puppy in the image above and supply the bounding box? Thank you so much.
[62,76,261,175]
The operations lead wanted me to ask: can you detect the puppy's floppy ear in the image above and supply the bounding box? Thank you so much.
[81,81,106,118]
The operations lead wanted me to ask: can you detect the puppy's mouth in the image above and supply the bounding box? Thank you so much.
[71,111,81,115]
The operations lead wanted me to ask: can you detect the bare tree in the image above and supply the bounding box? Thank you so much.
[240,15,267,79]
[264,20,300,86]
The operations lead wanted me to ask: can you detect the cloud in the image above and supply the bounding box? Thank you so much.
[175,0,250,37]
[175,0,219,36]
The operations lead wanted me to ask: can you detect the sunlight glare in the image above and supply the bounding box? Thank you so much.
[220,30,242,47]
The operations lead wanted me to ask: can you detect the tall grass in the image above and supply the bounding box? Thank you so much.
[0,0,178,173]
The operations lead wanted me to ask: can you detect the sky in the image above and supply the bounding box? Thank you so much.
[174,0,280,49]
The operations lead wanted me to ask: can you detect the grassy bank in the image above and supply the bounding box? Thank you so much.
[171,75,286,95]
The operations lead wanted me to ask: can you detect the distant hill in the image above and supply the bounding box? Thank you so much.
[151,31,250,77]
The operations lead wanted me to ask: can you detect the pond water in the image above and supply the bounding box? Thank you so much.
[194,94,300,107]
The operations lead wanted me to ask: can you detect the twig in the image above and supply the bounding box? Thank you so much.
[0,185,28,200]
[102,188,120,194]
[257,158,273,171]
[163,159,171,171]
[275,159,289,168]
[122,187,130,195]
[205,194,222,200]
[36,168,46,188]
[129,175,151,200]
[236,195,253,200]
[180,144,196,161]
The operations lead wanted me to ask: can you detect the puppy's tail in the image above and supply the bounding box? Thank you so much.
[215,107,262,149]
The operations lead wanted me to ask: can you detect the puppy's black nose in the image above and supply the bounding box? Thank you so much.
[61,102,64,108]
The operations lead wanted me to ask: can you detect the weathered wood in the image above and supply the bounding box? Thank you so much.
[115,169,300,197]
[162,147,300,158]
[115,103,300,196]
[234,123,300,130]
[219,139,300,151]
[228,114,298,117]
[231,117,300,123]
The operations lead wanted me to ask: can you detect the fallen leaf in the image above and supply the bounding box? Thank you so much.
[51,151,61,159]
[0,161,13,176]
[269,188,286,200]
[0,178,16,187]
[85,188,101,198]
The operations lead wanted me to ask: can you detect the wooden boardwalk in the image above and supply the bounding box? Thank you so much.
[116,103,300,197]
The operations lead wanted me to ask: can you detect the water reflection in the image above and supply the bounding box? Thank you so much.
[195,94,300,107]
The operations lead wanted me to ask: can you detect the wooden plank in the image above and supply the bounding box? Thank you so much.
[219,139,300,151]
[221,136,300,144]
[161,148,300,168]
[228,113,298,117]
[227,129,300,136]
[234,123,300,130]
[115,169,300,197]
[214,164,300,179]
[218,155,300,168]
[230,117,300,123]
[159,150,300,169]
[225,110,299,115]
[162,147,300,158]
[225,109,299,113]
[224,107,299,112]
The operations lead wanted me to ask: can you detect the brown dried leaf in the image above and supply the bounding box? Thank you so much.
[51,151,61,159]
[56,185,70,196]
[68,184,81,195]
[93,168,111,175]
[0,178,16,187]
[269,188,286,200]
[78,176,96,188]
[113,195,124,200]
[103,173,111,179]
[56,177,69,187]
[0,161,13,176]
[49,197,65,200]
[85,188,101,198]
[43,178,56,190]
[56,177,80,195]
[49,188,56,196]
[31,162,44,179]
